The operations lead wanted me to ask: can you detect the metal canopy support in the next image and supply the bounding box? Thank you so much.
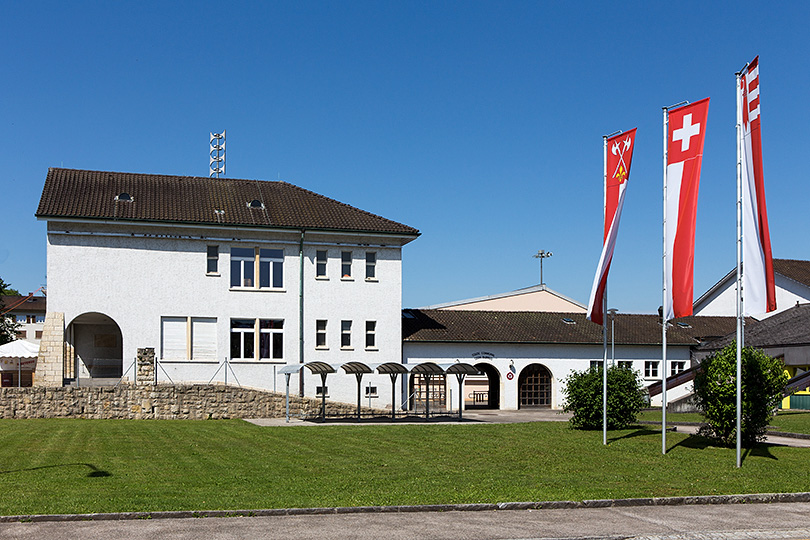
[285,373,291,423]
[355,372,363,419]
[319,372,328,421]
[371,362,411,421]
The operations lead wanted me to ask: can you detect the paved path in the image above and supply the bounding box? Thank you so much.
[247,410,810,448]
[1,502,809,539]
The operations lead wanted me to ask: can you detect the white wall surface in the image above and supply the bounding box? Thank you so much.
[403,341,693,410]
[47,221,410,407]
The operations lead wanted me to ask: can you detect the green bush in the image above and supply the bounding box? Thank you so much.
[563,364,645,429]
[693,343,788,447]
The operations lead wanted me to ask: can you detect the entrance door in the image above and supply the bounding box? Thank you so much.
[518,364,551,408]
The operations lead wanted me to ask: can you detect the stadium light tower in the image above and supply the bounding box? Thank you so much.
[533,250,553,285]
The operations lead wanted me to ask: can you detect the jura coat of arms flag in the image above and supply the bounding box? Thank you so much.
[740,57,776,315]
[664,98,710,321]
[587,128,637,325]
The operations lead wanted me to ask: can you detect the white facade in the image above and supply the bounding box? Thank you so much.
[694,272,810,318]
[403,341,693,410]
[46,219,412,407]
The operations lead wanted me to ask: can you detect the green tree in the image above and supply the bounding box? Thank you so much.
[0,277,21,345]
[563,364,646,430]
[693,342,788,447]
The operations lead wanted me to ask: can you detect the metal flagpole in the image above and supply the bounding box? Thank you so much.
[735,67,746,468]
[662,105,669,455]
[603,135,609,446]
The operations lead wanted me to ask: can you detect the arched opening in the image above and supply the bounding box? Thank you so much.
[66,312,123,386]
[465,362,500,409]
[518,363,552,409]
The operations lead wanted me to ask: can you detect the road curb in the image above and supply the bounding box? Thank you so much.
[1,492,809,524]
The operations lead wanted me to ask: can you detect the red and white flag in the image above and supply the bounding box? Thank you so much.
[664,98,710,321]
[587,128,637,325]
[740,57,776,315]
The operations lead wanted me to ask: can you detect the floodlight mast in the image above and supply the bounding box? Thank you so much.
[533,250,553,285]
[210,130,226,178]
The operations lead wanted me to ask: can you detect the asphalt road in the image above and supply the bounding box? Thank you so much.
[1,502,809,540]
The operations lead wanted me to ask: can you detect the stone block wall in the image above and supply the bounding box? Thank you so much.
[0,384,389,420]
[136,348,155,385]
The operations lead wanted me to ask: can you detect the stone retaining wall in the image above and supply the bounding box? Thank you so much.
[0,384,388,420]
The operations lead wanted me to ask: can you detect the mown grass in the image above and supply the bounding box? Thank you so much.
[638,409,810,435]
[0,419,808,516]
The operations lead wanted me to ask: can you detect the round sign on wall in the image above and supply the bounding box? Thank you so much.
[506,372,514,380]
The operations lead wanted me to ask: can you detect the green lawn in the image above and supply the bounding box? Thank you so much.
[638,409,810,435]
[770,410,810,434]
[0,419,808,516]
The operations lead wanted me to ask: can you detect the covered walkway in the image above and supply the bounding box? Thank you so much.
[278,361,479,423]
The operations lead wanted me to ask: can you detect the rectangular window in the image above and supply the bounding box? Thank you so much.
[365,320,376,349]
[365,252,376,280]
[316,320,327,348]
[230,319,255,360]
[365,385,378,398]
[341,251,352,278]
[16,315,25,324]
[35,330,43,339]
[645,361,659,378]
[671,361,686,376]
[341,320,352,348]
[259,249,284,288]
[15,331,25,339]
[191,318,217,360]
[259,319,284,360]
[27,315,36,324]
[316,250,327,278]
[618,361,633,370]
[36,315,46,323]
[231,247,283,289]
[161,317,188,360]
[162,316,218,360]
[590,360,603,370]
[207,245,219,274]
[230,248,255,288]
[316,386,328,397]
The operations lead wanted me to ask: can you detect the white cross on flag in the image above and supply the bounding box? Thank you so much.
[740,57,776,315]
[664,98,710,321]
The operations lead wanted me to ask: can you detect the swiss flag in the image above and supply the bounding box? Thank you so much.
[664,98,710,321]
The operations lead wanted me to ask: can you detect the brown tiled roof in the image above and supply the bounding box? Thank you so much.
[402,309,737,346]
[0,296,47,314]
[36,168,420,237]
[699,302,810,351]
[773,259,810,288]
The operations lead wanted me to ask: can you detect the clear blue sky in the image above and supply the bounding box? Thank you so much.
[4,2,809,313]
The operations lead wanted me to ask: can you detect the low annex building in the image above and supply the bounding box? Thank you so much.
[34,168,419,407]
[402,309,737,410]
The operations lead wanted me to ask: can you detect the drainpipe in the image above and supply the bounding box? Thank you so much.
[299,230,305,397]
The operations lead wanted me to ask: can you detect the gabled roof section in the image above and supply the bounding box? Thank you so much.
[694,258,810,309]
[36,168,420,238]
[773,259,810,288]
[699,302,810,351]
[419,284,586,311]
[0,295,47,314]
[402,309,737,346]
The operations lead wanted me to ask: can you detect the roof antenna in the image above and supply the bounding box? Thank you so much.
[210,130,226,178]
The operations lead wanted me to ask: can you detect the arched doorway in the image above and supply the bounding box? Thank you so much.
[518,363,552,409]
[66,312,123,386]
[465,363,500,409]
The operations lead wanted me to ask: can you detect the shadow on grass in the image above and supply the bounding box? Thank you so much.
[666,433,779,463]
[0,463,112,478]
[608,427,659,444]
